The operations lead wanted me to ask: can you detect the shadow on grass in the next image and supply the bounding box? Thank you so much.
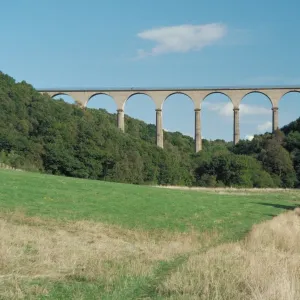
[254,202,298,211]
[264,214,276,218]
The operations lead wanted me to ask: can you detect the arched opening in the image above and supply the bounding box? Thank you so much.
[86,93,116,114]
[163,93,194,149]
[201,92,232,142]
[278,91,300,128]
[52,93,76,105]
[239,92,272,141]
[124,93,156,141]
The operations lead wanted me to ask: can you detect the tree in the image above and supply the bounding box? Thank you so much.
[258,138,296,188]
[1,70,300,188]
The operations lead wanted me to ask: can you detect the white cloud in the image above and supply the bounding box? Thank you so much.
[202,102,270,117]
[183,132,194,138]
[201,102,233,117]
[136,23,227,58]
[245,135,254,141]
[257,121,272,133]
[239,104,270,116]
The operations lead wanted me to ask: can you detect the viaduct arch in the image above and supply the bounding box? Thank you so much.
[39,87,300,152]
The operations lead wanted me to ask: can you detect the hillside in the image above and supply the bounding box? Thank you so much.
[0,72,195,186]
[0,71,300,187]
[2,169,298,240]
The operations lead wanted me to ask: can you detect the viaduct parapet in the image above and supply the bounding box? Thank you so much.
[38,87,300,152]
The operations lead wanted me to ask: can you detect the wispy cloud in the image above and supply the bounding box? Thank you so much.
[257,121,272,132]
[202,102,270,117]
[183,132,194,138]
[136,23,227,58]
[245,135,254,141]
[244,121,272,141]
[201,102,232,117]
[240,104,270,116]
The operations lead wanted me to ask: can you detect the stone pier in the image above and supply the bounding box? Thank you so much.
[39,86,300,152]
[156,109,163,148]
[272,107,279,132]
[195,108,202,152]
[117,109,124,132]
[233,108,240,145]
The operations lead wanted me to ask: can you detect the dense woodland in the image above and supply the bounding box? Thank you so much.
[1,71,300,188]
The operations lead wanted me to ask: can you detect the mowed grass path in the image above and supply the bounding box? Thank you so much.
[1,169,299,241]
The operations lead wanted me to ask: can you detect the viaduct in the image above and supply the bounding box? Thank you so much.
[38,87,300,152]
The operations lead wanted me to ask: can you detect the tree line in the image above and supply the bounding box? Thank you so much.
[0,71,299,188]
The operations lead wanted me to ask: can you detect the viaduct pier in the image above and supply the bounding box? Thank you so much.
[39,86,300,152]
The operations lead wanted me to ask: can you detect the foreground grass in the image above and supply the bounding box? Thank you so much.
[1,208,300,299]
[158,210,300,299]
[1,169,300,299]
[0,212,208,299]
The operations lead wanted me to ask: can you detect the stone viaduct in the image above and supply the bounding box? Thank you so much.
[38,87,300,152]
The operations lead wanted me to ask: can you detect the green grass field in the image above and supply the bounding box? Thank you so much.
[1,169,299,241]
[1,169,300,299]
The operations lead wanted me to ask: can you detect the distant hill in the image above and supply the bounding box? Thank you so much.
[0,71,299,188]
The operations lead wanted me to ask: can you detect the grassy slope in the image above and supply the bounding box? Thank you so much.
[1,170,300,299]
[0,169,299,242]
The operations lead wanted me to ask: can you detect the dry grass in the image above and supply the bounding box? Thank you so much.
[0,163,23,171]
[158,208,300,300]
[2,208,300,299]
[154,185,297,195]
[0,211,214,299]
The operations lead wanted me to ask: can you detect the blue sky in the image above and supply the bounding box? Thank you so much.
[1,0,300,141]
